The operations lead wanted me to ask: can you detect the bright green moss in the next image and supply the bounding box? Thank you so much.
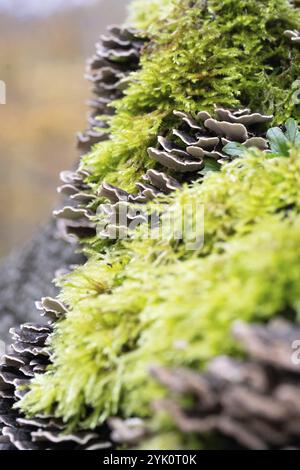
[84,111,162,194]
[17,0,300,441]
[127,0,175,31]
[83,0,300,191]
[20,148,300,428]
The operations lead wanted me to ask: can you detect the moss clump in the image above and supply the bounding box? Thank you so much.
[17,0,300,443]
[127,0,175,31]
[84,0,300,192]
[19,147,300,428]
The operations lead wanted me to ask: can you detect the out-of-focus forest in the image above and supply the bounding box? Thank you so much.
[0,0,129,257]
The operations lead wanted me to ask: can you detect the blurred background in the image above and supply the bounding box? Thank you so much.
[0,0,130,258]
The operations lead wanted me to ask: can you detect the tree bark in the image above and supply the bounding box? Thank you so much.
[0,219,84,342]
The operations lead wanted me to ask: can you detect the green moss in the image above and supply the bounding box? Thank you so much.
[17,0,300,443]
[127,0,175,31]
[84,111,162,194]
[83,0,300,191]
[19,148,300,428]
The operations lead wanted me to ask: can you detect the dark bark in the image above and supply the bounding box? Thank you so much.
[0,219,84,342]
